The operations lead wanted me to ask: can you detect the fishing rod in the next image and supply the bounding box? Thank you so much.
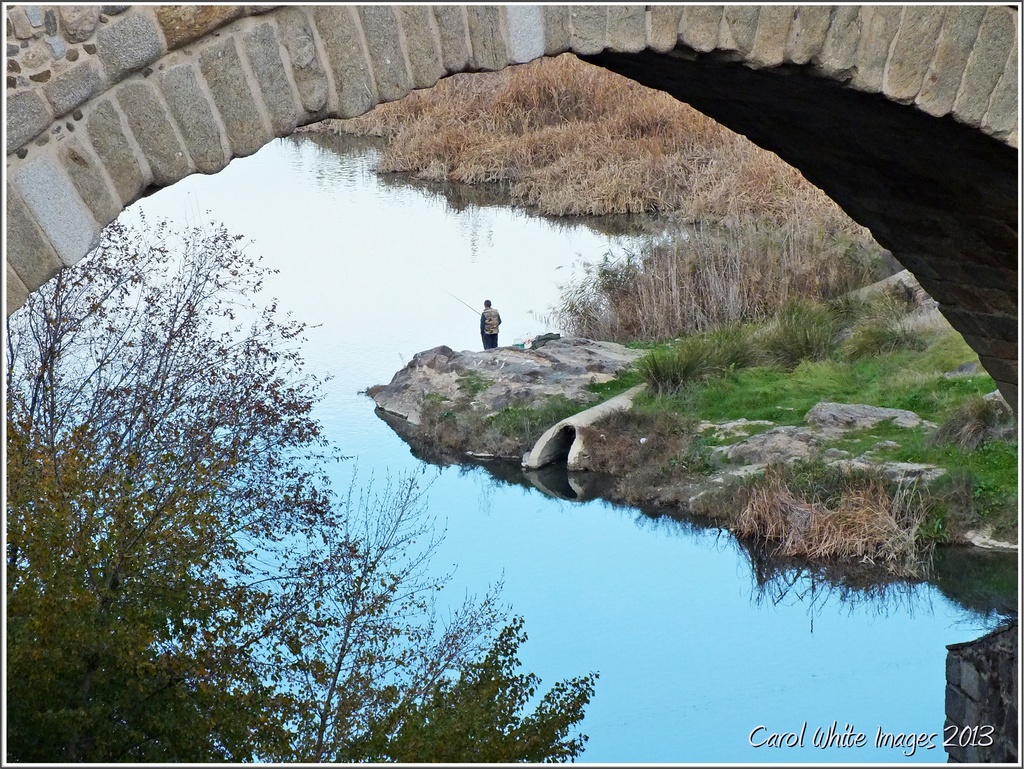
[442,289,481,316]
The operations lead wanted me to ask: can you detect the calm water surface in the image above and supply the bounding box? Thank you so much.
[128,135,1015,764]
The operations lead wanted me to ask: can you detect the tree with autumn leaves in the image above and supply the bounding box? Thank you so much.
[5,217,596,762]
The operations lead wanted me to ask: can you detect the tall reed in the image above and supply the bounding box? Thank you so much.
[555,222,879,342]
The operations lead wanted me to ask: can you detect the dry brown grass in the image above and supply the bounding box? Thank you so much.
[929,395,1017,451]
[734,473,931,577]
[314,54,860,227]
[556,223,878,341]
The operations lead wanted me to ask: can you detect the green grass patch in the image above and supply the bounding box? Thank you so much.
[587,366,645,399]
[593,320,1017,544]
[486,395,584,446]
[457,370,492,396]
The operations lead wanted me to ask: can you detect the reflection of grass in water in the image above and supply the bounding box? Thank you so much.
[929,546,1019,620]
[730,510,1016,623]
[738,538,941,620]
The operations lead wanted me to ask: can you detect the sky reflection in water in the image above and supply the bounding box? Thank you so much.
[126,136,1012,764]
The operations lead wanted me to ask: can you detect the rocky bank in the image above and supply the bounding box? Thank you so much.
[367,333,1017,553]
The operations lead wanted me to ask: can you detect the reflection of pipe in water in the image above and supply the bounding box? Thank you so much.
[524,465,578,500]
[523,466,607,501]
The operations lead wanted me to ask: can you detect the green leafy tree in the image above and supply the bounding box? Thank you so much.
[384,617,598,763]
[5,217,595,762]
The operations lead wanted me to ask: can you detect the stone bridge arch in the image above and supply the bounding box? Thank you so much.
[5,4,1019,403]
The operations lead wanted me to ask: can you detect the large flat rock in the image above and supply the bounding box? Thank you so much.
[369,337,643,425]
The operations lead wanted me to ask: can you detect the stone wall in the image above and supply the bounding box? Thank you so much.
[6,5,277,156]
[945,621,1018,763]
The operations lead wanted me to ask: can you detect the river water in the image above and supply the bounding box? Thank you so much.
[127,133,1015,763]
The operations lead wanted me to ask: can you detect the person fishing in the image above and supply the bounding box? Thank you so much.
[480,299,501,350]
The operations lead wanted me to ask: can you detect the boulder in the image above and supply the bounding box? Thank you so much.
[717,425,822,465]
[369,337,643,425]
[804,401,937,432]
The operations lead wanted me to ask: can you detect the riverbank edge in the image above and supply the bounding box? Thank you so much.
[368,344,1018,570]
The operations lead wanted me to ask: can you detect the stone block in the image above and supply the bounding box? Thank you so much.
[116,81,192,186]
[356,5,411,102]
[59,5,100,43]
[947,307,1019,343]
[310,6,377,118]
[981,36,1018,138]
[277,7,329,115]
[10,153,100,268]
[45,34,65,59]
[679,5,722,54]
[978,355,1017,395]
[960,660,985,702]
[953,7,1017,128]
[7,263,30,317]
[467,5,507,71]
[9,7,34,39]
[6,89,53,154]
[915,6,986,118]
[748,5,793,68]
[607,5,646,54]
[95,11,163,82]
[432,6,471,71]
[503,5,544,65]
[883,6,946,105]
[158,63,227,174]
[946,652,961,688]
[6,185,63,292]
[541,6,571,56]
[923,257,1016,291]
[648,6,683,53]
[58,137,120,225]
[720,6,759,56]
[960,333,1021,363]
[242,22,299,137]
[569,5,607,56]
[155,5,244,50]
[948,282,1019,318]
[21,43,52,72]
[198,37,270,158]
[939,306,984,338]
[397,6,445,84]
[945,682,967,724]
[815,5,861,79]
[85,98,146,204]
[42,60,100,115]
[850,5,901,93]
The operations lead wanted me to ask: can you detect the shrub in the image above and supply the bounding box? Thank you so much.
[636,343,709,395]
[760,300,840,369]
[703,324,761,372]
[843,323,928,360]
[929,395,1017,451]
